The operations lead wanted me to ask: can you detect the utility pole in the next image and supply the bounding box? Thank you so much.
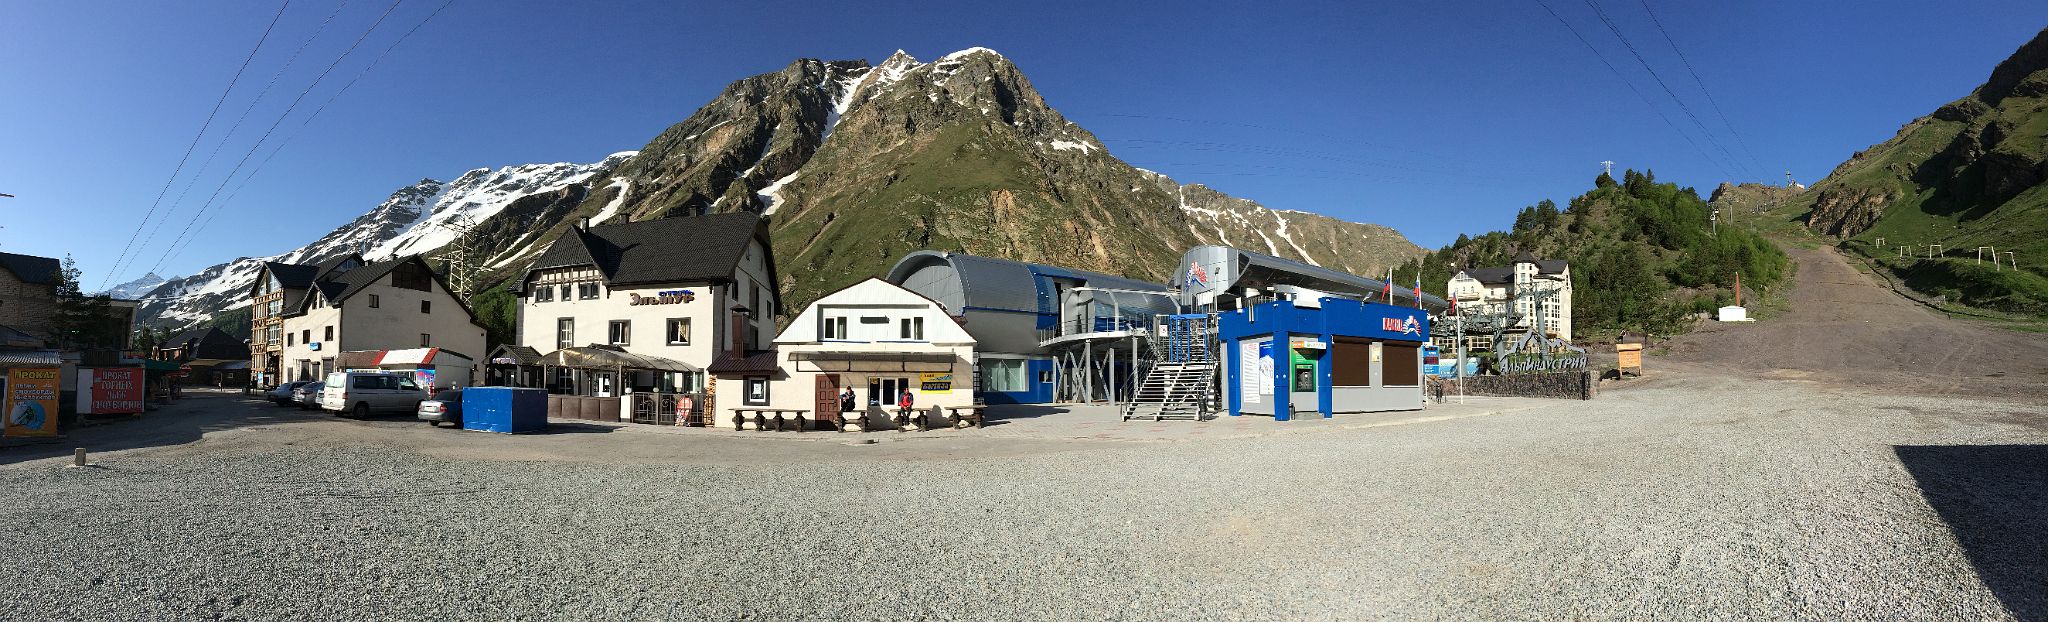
[1711,207,1719,235]
[1600,160,1614,177]
[1784,171,1794,187]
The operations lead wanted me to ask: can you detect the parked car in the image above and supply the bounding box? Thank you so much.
[293,382,326,410]
[320,371,427,418]
[417,388,464,427]
[266,381,314,406]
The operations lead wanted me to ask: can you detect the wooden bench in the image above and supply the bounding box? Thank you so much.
[942,405,988,429]
[730,408,811,432]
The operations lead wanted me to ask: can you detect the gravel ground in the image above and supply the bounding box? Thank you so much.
[2,373,2042,621]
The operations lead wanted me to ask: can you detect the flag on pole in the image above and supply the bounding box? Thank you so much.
[1382,268,1393,302]
[1412,273,1422,308]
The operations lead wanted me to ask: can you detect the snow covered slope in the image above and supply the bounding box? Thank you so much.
[99,272,167,300]
[135,152,634,330]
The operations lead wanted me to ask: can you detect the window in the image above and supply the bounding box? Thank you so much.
[391,262,432,291]
[900,317,924,340]
[1332,339,1372,387]
[369,294,380,309]
[301,329,310,344]
[420,333,432,347]
[823,317,847,339]
[420,300,432,314]
[559,285,571,301]
[535,286,553,303]
[265,326,280,346]
[557,318,575,349]
[666,318,690,345]
[609,320,631,346]
[751,284,763,317]
[287,333,294,347]
[748,325,760,350]
[744,376,769,406]
[577,282,600,300]
[981,359,1026,393]
[266,300,281,316]
[1381,343,1420,387]
[323,326,333,341]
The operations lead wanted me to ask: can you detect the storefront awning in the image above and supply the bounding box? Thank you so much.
[0,349,61,367]
[787,350,957,372]
[540,345,699,373]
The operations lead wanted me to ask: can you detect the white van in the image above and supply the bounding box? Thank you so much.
[321,371,428,418]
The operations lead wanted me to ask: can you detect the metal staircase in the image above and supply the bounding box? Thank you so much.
[1121,314,1218,421]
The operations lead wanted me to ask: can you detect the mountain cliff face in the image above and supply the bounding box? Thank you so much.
[145,47,1424,329]
[547,48,1423,313]
[1794,27,2048,247]
[1784,26,2048,315]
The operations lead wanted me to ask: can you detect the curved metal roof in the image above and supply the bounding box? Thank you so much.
[885,251,1168,315]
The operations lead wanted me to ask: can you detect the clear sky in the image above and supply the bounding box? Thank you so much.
[2,0,2041,289]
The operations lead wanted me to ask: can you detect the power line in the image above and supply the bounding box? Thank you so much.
[126,0,356,285]
[99,0,293,290]
[137,0,407,280]
[1635,0,1768,176]
[1529,0,1738,180]
[1579,0,1759,180]
[157,0,460,273]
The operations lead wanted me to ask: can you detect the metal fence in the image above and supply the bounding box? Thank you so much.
[627,391,710,427]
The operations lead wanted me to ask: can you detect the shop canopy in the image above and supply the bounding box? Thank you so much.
[539,345,699,373]
[0,349,61,367]
[788,350,957,372]
[336,348,474,370]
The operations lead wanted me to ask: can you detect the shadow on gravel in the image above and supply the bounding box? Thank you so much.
[982,405,1071,428]
[0,393,320,466]
[1895,444,2048,620]
[534,422,618,435]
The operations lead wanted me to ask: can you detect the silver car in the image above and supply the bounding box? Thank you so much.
[293,381,326,410]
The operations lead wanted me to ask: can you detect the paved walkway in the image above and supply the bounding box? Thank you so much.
[549,395,1553,444]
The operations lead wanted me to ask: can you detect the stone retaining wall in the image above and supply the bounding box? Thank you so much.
[1429,371,1597,400]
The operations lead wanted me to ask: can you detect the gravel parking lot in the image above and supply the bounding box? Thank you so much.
[2,369,2042,620]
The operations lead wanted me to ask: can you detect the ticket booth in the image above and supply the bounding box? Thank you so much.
[1219,298,1429,420]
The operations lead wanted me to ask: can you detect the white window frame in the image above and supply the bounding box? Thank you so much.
[744,376,769,406]
[609,320,631,346]
[666,318,690,345]
[557,318,575,349]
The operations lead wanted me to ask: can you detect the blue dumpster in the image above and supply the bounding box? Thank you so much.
[462,387,549,434]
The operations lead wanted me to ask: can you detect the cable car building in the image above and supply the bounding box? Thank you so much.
[1174,245,1448,311]
[886,251,1178,405]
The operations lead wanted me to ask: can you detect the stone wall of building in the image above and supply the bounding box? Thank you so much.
[0,266,58,341]
[1429,371,1597,401]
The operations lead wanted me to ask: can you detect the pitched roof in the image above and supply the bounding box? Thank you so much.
[527,213,769,287]
[263,262,319,289]
[1513,250,1539,264]
[0,252,60,285]
[707,349,779,374]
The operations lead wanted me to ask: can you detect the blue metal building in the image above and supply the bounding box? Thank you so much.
[887,251,1176,405]
[1219,297,1431,420]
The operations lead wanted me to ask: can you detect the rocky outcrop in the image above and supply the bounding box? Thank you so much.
[1804,186,1898,236]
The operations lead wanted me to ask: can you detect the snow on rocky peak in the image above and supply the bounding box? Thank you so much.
[136,152,636,331]
[370,152,635,259]
[100,272,168,300]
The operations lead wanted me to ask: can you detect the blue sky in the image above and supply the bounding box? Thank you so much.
[2,0,2041,289]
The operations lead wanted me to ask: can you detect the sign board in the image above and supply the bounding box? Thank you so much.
[78,367,145,415]
[4,367,61,437]
[1238,339,1264,404]
[629,289,697,306]
[918,372,954,394]
[414,368,438,394]
[1289,339,1327,350]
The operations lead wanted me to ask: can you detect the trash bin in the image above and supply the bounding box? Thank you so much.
[462,387,549,434]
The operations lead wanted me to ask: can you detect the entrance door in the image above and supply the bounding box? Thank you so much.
[815,374,841,424]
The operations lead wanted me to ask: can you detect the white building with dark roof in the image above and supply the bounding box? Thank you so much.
[251,253,488,386]
[511,212,779,396]
[1447,251,1572,340]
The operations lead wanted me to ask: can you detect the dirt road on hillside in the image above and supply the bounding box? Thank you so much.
[1663,244,2048,399]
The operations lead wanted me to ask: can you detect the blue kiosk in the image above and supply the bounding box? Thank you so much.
[1220,298,1431,420]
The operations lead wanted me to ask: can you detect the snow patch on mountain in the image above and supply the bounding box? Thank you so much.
[100,272,168,300]
[590,178,632,225]
[137,152,634,330]
[758,171,801,215]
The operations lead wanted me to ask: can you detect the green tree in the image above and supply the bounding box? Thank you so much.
[50,255,120,350]
[470,283,518,351]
